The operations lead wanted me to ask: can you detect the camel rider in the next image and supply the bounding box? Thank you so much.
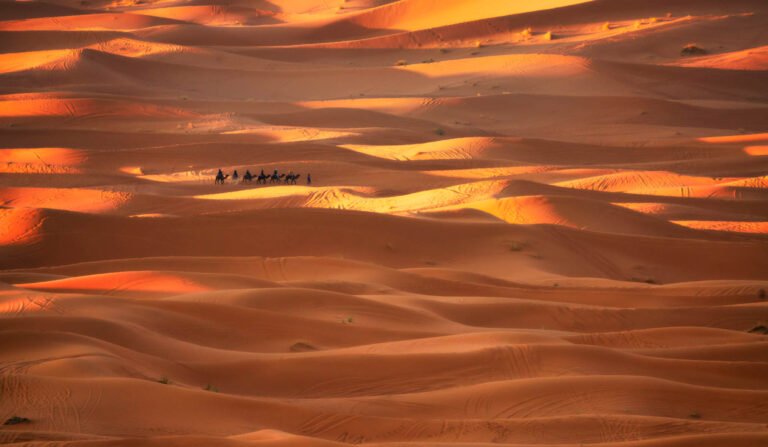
[232,170,239,181]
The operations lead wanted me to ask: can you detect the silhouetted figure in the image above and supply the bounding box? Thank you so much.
[257,170,269,184]
[307,173,312,185]
[232,170,239,181]
[243,170,254,183]
[284,173,301,184]
[215,169,229,185]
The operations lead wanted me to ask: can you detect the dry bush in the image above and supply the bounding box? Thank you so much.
[681,43,707,56]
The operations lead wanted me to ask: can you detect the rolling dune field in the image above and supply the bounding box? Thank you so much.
[1,0,767,446]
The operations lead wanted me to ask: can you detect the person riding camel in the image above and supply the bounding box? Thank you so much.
[232,170,239,181]
[215,168,229,185]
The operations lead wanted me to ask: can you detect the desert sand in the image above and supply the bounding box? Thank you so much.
[1,0,768,446]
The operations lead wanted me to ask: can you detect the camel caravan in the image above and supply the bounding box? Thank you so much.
[215,169,311,186]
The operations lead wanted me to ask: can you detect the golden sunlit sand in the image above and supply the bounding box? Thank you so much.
[1,0,767,446]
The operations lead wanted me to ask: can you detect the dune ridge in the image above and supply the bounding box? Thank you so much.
[1,0,767,446]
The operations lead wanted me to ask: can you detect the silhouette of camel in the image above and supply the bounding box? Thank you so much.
[215,172,229,184]
[270,173,285,184]
[284,173,301,184]
[256,172,270,184]
[242,170,254,183]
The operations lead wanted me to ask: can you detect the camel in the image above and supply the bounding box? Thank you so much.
[256,172,270,184]
[242,170,254,183]
[284,173,301,184]
[270,173,285,183]
[214,172,229,184]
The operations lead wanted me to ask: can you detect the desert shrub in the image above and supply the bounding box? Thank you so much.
[681,44,707,56]
[748,324,768,334]
[435,128,446,136]
[158,376,170,385]
[631,277,657,284]
[290,342,317,352]
[395,59,408,66]
[689,411,701,419]
[759,289,766,300]
[204,384,219,392]
[4,416,31,426]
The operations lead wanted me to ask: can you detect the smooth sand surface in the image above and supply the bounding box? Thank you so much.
[1,0,767,446]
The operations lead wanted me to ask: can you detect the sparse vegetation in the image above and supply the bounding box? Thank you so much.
[158,376,170,385]
[689,411,702,419]
[4,416,31,426]
[506,241,524,252]
[290,341,318,352]
[439,48,450,54]
[759,289,766,300]
[748,324,768,335]
[631,277,657,284]
[341,316,354,324]
[204,384,219,392]
[395,59,408,66]
[681,43,707,56]
[435,127,446,136]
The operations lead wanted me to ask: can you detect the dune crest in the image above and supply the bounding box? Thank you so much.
[1,0,767,446]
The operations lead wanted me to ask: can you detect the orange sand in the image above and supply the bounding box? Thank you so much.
[1,1,767,446]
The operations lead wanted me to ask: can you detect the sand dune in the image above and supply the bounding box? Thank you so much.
[1,0,767,446]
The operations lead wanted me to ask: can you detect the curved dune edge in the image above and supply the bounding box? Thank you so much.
[1,0,768,445]
[673,220,768,234]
